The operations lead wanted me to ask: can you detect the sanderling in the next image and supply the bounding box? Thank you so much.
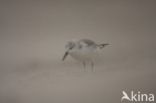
[62,39,109,71]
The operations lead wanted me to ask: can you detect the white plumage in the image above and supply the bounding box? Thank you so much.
[62,39,109,71]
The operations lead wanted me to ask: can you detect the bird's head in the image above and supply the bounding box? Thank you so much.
[62,41,76,61]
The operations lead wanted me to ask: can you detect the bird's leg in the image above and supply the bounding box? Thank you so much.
[82,61,86,72]
[91,61,94,72]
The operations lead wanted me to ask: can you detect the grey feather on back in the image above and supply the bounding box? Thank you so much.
[79,39,96,46]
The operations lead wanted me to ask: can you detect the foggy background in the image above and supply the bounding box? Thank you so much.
[0,0,156,103]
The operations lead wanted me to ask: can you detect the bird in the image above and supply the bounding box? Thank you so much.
[62,39,109,71]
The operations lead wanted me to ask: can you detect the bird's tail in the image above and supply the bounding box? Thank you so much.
[97,43,109,49]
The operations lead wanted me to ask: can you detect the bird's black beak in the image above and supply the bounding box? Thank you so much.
[62,51,69,61]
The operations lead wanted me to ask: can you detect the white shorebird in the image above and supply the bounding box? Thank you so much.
[62,39,109,71]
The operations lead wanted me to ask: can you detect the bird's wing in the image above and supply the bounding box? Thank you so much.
[79,39,96,47]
